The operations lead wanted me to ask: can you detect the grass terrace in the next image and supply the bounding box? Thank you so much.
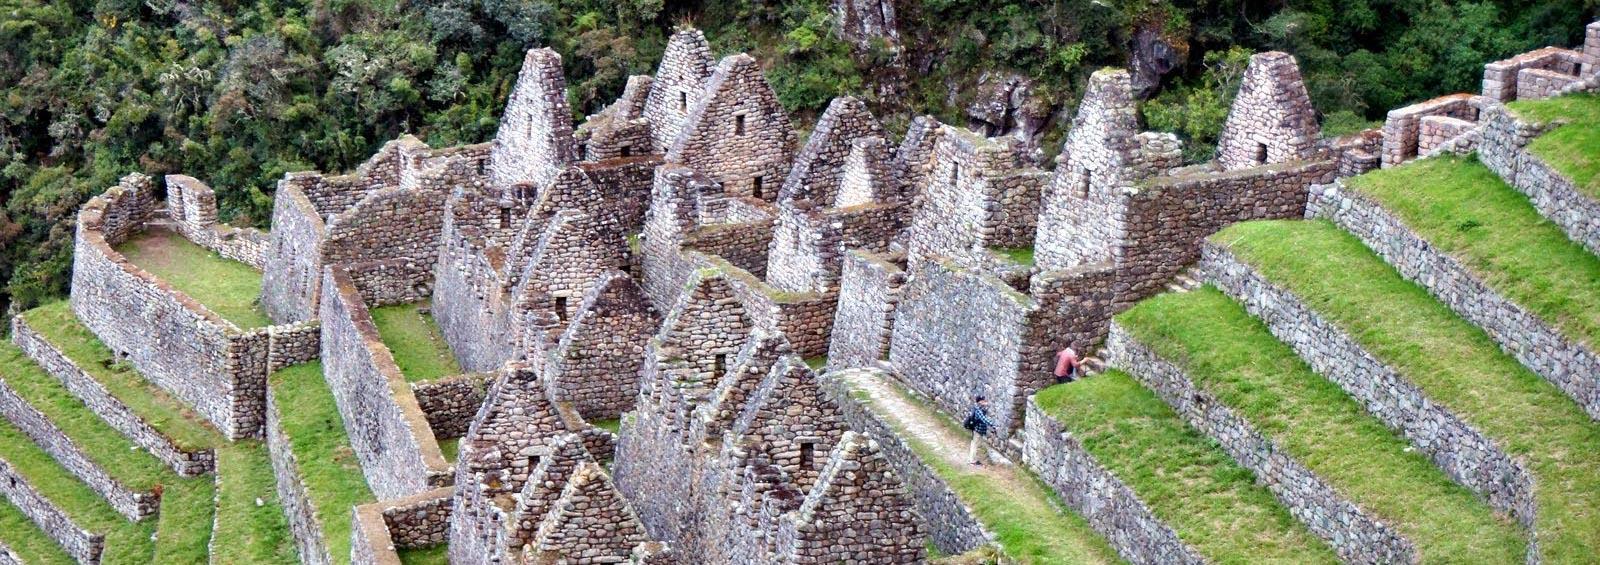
[437,437,461,463]
[1345,155,1600,346]
[1213,219,1600,560]
[1118,288,1527,562]
[115,229,272,328]
[269,361,377,565]
[0,340,216,563]
[369,302,461,383]
[398,545,450,565]
[211,441,298,564]
[19,302,225,450]
[988,246,1036,266]
[838,370,1121,564]
[0,497,74,565]
[1035,375,1339,564]
[589,419,622,434]
[1507,93,1600,200]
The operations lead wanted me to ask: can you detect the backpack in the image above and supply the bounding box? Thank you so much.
[962,412,979,431]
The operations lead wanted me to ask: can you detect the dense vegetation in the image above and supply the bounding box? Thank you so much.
[1,0,1595,313]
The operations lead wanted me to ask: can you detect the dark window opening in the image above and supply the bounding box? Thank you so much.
[528,112,537,139]
[735,115,747,135]
[555,297,568,322]
[578,142,588,159]
[679,91,688,112]
[1077,171,1091,198]
[951,163,961,184]
[620,145,632,158]
[714,353,728,379]
[527,455,542,473]
[1254,143,1268,165]
[753,176,764,199]
[799,441,816,470]
[499,207,511,229]
[476,160,485,176]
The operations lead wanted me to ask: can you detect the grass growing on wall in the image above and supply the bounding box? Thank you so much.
[1345,155,1600,346]
[1034,375,1339,564]
[268,361,376,565]
[210,441,298,564]
[1118,288,1527,562]
[0,341,217,562]
[369,303,462,383]
[0,496,75,564]
[1213,219,1600,561]
[20,302,225,451]
[114,229,272,329]
[1507,93,1600,200]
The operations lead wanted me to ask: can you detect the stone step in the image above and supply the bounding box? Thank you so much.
[1206,219,1600,561]
[1029,373,1339,563]
[1112,288,1526,562]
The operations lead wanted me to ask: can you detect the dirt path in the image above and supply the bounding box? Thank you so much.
[834,368,1007,475]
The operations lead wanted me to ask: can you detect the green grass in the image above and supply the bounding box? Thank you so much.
[1035,375,1339,564]
[369,303,461,383]
[1508,93,1600,200]
[848,375,1123,564]
[1214,219,1600,561]
[397,544,449,565]
[588,419,621,434]
[19,302,224,451]
[0,340,216,563]
[0,496,76,564]
[115,229,272,328]
[803,355,828,371]
[1118,288,1527,562]
[989,246,1036,266]
[436,437,461,463]
[210,441,297,564]
[1345,155,1600,347]
[0,417,157,564]
[269,362,376,565]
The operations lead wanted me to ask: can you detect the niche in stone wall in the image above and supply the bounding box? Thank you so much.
[1253,143,1268,165]
[715,353,728,380]
[753,176,764,199]
[500,207,512,229]
[621,144,633,158]
[799,440,816,471]
[1077,169,1091,198]
[735,114,747,136]
[679,91,688,112]
[555,296,568,322]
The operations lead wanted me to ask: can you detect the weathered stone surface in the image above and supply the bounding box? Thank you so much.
[1215,52,1320,171]
[0,456,103,564]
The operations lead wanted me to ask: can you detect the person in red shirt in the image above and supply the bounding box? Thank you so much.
[1054,347,1080,384]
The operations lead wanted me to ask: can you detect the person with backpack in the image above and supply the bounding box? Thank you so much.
[963,395,997,466]
[1054,347,1081,384]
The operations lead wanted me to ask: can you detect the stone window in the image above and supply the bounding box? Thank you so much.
[735,114,747,136]
[555,296,568,322]
[951,162,961,184]
[1254,143,1268,165]
[527,454,542,473]
[499,207,511,229]
[799,440,816,470]
[752,175,764,199]
[714,353,728,379]
[476,160,485,176]
[620,144,632,158]
[679,91,688,112]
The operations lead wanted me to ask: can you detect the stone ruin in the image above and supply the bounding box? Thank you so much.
[29,16,1600,565]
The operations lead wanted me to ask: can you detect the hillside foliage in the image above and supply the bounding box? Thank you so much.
[0,0,1594,313]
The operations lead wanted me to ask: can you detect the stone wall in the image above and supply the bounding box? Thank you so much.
[643,28,715,153]
[10,317,215,476]
[1201,243,1538,528]
[411,372,492,440]
[1106,323,1416,563]
[903,128,1043,263]
[261,183,327,323]
[488,48,578,192]
[0,381,159,520]
[820,370,990,555]
[164,175,269,268]
[266,385,335,565]
[777,96,885,205]
[320,266,451,500]
[665,53,798,202]
[0,543,18,565]
[1483,46,1591,102]
[542,273,658,419]
[1310,179,1600,421]
[350,486,454,565]
[322,188,447,269]
[1479,104,1600,256]
[826,251,905,369]
[1021,399,1202,565]
[71,174,268,440]
[0,456,103,564]
[1215,52,1321,171]
[1381,94,1488,167]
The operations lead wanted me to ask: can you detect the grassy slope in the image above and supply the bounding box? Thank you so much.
[1345,155,1600,346]
[1507,93,1600,200]
[0,417,156,564]
[846,377,1121,564]
[1213,219,1600,560]
[211,441,298,564]
[270,362,377,565]
[20,301,224,450]
[1118,288,1526,562]
[0,496,76,564]
[1035,375,1339,564]
[397,544,450,565]
[115,229,272,329]
[0,340,215,563]
[369,303,461,383]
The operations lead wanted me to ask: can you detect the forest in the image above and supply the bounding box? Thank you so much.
[1,0,1596,314]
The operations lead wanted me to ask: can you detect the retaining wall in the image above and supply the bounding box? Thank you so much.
[0,456,103,564]
[1106,323,1416,563]
[1309,180,1600,421]
[1200,243,1538,530]
[1021,399,1202,565]
[0,381,159,520]
[411,373,492,440]
[1479,105,1600,256]
[10,317,215,476]
[265,386,333,565]
[350,486,453,565]
[826,251,905,369]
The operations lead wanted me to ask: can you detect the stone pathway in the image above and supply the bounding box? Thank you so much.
[835,368,1008,473]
